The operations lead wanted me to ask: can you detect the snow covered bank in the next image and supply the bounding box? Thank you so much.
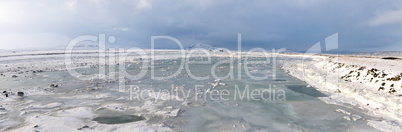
[280,53,402,131]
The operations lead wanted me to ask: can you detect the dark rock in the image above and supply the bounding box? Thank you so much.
[3,91,9,97]
[50,84,58,88]
[358,67,366,70]
[381,73,387,78]
[367,68,379,77]
[334,89,341,93]
[373,73,378,78]
[34,125,39,128]
[387,76,401,81]
[389,88,396,93]
[378,87,384,91]
[17,92,24,97]
[77,125,90,130]
[12,75,18,78]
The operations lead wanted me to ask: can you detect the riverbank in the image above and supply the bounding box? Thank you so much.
[279,53,402,131]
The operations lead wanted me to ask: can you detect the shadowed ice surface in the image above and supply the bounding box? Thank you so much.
[93,115,144,124]
[286,85,327,97]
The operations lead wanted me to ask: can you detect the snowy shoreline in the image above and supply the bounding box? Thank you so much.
[279,53,402,131]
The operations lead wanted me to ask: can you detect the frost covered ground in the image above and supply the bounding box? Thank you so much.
[0,50,400,131]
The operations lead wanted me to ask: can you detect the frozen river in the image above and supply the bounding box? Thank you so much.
[0,51,382,131]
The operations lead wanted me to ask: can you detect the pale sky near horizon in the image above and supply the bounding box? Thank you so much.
[0,0,401,52]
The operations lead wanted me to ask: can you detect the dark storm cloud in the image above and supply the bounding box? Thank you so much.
[0,0,401,51]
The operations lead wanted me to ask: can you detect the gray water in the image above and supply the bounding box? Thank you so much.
[0,57,380,131]
[93,115,144,124]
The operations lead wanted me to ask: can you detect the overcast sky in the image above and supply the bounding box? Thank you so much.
[0,0,401,51]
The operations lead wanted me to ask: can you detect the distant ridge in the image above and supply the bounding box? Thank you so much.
[187,43,215,50]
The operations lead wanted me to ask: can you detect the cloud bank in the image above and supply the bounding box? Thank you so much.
[0,0,401,51]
